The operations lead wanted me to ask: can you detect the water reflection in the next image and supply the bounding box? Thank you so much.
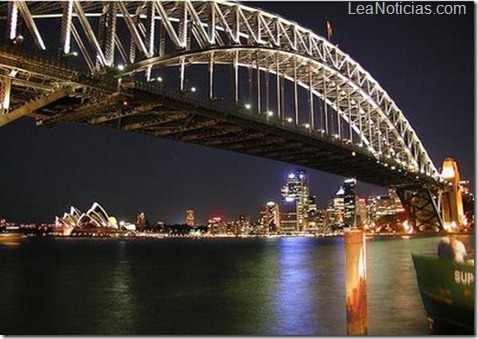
[272,237,346,335]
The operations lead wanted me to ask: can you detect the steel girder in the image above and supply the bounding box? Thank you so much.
[396,187,443,232]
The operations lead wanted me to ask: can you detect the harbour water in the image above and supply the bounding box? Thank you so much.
[0,235,473,335]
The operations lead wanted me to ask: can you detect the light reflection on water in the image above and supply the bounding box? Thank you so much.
[272,237,345,335]
[0,235,471,335]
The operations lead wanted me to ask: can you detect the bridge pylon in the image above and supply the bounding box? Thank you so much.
[439,158,465,232]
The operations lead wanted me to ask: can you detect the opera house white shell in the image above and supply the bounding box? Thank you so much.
[55,202,135,234]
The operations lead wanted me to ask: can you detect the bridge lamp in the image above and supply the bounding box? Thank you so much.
[156,76,163,82]
[244,103,252,110]
[266,111,274,117]
[191,87,197,93]
[12,35,24,44]
[303,123,310,129]
[117,64,125,71]
[286,117,293,123]
[351,151,356,157]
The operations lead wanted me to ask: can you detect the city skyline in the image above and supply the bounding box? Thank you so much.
[0,2,473,225]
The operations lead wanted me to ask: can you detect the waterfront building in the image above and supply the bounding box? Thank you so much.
[54,202,133,235]
[207,217,227,235]
[186,209,195,227]
[365,193,405,232]
[235,214,251,235]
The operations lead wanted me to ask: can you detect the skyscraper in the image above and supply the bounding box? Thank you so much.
[333,186,345,228]
[186,209,195,227]
[280,169,310,232]
[343,178,356,227]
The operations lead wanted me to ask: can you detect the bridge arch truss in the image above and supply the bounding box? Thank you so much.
[0,1,439,183]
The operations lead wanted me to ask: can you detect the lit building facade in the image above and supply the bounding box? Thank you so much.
[54,202,135,235]
[366,193,404,225]
[186,209,195,227]
[207,217,227,235]
[333,187,345,227]
[280,169,310,232]
[343,178,356,227]
[260,201,281,233]
[355,198,367,227]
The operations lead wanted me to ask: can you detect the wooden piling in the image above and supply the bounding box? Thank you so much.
[345,229,367,335]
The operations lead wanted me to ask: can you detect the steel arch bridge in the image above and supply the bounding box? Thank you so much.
[0,1,446,231]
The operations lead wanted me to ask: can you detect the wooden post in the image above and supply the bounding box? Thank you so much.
[345,229,367,335]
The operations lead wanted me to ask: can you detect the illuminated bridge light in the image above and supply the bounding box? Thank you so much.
[266,111,274,117]
[244,103,252,110]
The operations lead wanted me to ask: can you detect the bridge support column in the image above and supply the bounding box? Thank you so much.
[345,229,367,335]
[0,76,12,114]
[440,158,465,231]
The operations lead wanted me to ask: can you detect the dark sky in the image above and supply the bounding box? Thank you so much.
[0,1,474,225]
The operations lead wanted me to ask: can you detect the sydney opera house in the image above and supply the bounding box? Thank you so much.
[55,202,135,236]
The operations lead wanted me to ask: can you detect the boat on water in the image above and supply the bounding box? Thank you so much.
[412,253,474,334]
[0,232,26,241]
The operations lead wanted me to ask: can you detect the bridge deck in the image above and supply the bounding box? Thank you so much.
[35,80,438,189]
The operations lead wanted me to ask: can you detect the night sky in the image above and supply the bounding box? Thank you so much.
[0,1,474,225]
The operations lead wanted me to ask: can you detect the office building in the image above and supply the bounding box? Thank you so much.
[186,209,195,227]
[343,178,356,227]
[280,169,310,232]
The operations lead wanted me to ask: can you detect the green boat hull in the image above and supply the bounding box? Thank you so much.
[412,253,474,334]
